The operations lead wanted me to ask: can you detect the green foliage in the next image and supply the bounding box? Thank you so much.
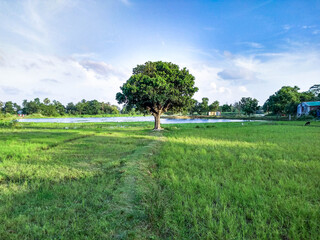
[3,101,16,114]
[199,97,209,114]
[263,86,299,115]
[264,86,317,115]
[191,98,212,115]
[19,98,120,117]
[209,100,219,112]
[308,84,320,98]
[239,97,259,115]
[0,119,18,128]
[116,61,198,116]
[309,109,319,117]
[221,103,232,112]
[300,91,316,102]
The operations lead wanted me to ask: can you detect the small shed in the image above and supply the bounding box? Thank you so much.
[208,111,221,116]
[297,101,320,116]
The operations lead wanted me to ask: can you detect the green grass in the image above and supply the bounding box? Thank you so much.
[150,122,320,239]
[0,122,158,239]
[0,121,319,239]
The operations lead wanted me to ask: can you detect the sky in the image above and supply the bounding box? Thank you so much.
[0,0,320,106]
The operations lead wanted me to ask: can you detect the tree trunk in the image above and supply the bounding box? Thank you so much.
[153,113,162,130]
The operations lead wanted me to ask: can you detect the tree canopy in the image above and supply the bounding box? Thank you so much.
[221,104,232,112]
[263,86,315,115]
[308,84,320,99]
[116,61,198,129]
[238,97,259,116]
[209,100,219,112]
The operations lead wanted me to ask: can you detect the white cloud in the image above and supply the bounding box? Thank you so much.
[223,51,233,59]
[0,0,319,108]
[312,30,320,35]
[283,24,292,31]
[1,44,319,107]
[239,86,248,93]
[0,0,77,53]
[80,60,127,79]
[187,64,253,104]
[40,78,60,84]
[217,67,257,83]
[239,42,264,49]
[1,86,21,95]
[0,48,130,105]
[119,0,131,6]
[184,47,320,105]
[302,25,314,29]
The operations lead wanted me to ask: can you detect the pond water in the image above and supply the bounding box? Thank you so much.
[18,116,247,124]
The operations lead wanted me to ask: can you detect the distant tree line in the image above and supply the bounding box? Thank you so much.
[189,84,319,116]
[1,84,319,117]
[189,97,259,116]
[0,98,123,116]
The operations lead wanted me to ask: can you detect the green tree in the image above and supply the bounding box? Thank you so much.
[190,100,201,115]
[101,102,120,114]
[22,98,42,114]
[121,105,140,115]
[221,104,232,112]
[0,101,3,114]
[116,61,198,130]
[66,102,76,115]
[75,99,86,115]
[239,97,259,116]
[43,98,50,105]
[13,103,21,113]
[263,86,301,115]
[300,91,315,102]
[233,102,241,113]
[53,100,66,115]
[199,97,209,115]
[308,84,320,98]
[209,100,219,112]
[82,100,101,115]
[3,101,15,114]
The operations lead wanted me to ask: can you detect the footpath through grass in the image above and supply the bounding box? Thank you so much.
[0,122,159,239]
[0,121,319,239]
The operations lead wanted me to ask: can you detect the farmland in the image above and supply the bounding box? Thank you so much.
[0,121,319,239]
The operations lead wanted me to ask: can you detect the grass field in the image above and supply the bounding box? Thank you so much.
[0,121,319,239]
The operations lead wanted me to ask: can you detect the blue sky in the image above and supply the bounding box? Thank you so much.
[1,0,320,106]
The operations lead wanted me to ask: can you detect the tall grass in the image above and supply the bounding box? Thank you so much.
[1,121,319,239]
[149,122,320,239]
[0,122,157,239]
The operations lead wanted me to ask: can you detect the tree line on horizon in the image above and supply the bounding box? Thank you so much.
[183,84,320,116]
[1,84,319,117]
[0,98,121,116]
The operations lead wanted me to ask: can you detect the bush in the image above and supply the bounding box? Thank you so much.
[309,109,320,118]
[298,115,315,121]
[0,119,19,128]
